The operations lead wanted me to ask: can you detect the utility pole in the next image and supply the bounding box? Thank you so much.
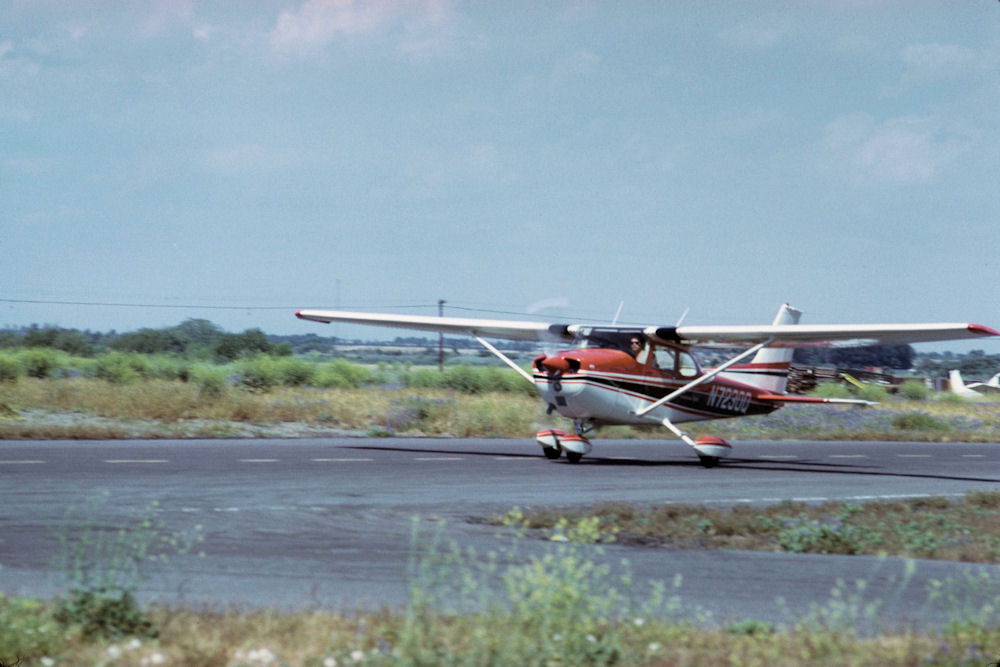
[438,299,446,372]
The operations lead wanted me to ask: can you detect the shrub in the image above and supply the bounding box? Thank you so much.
[276,357,315,387]
[855,384,891,403]
[897,380,931,401]
[0,354,21,381]
[315,359,375,388]
[19,347,63,379]
[892,412,952,431]
[810,382,854,399]
[0,595,65,662]
[198,369,229,400]
[235,355,281,392]
[92,352,152,383]
[54,587,156,640]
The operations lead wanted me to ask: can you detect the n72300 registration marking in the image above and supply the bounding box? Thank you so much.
[705,385,752,413]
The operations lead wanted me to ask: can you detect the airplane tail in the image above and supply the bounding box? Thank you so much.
[723,303,801,394]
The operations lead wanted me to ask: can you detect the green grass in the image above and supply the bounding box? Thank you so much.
[10,510,1000,665]
[500,491,1000,563]
[4,371,1000,441]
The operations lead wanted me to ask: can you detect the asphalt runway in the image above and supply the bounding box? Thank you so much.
[2,437,1000,629]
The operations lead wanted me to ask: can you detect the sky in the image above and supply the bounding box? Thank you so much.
[3,1,999,351]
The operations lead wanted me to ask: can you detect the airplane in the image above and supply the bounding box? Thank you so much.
[948,369,1000,397]
[296,304,998,467]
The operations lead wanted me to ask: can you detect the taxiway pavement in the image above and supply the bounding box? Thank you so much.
[2,437,999,628]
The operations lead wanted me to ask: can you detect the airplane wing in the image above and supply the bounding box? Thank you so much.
[295,309,570,343]
[654,322,1000,348]
[297,309,998,348]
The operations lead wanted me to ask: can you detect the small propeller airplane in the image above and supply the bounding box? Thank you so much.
[296,304,998,467]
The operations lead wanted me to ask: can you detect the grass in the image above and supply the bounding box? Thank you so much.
[4,373,1000,441]
[10,597,1000,666]
[500,491,1000,563]
[11,510,1000,665]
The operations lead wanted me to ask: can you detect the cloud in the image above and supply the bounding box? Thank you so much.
[822,113,972,184]
[269,0,454,58]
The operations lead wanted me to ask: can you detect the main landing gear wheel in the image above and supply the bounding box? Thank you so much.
[565,451,583,464]
[543,446,562,460]
[692,436,732,468]
[697,455,720,468]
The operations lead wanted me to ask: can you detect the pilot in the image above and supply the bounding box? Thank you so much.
[629,337,642,356]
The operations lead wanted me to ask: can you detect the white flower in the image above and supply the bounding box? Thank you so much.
[126,638,143,650]
[40,659,55,667]
[141,654,166,666]
[323,659,339,667]
[633,617,645,627]
[107,645,123,659]
[350,649,365,661]
[648,642,662,653]
[246,647,276,665]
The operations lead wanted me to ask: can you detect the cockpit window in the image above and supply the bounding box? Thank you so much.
[573,328,644,354]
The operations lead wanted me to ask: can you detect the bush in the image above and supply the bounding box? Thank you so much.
[809,382,854,399]
[855,384,891,403]
[892,412,952,431]
[315,359,375,388]
[19,348,63,379]
[54,588,156,640]
[276,357,315,387]
[0,595,65,662]
[92,352,152,383]
[198,369,229,400]
[235,355,281,392]
[897,380,931,401]
[0,354,21,381]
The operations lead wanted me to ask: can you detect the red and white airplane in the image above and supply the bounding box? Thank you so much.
[296,305,998,467]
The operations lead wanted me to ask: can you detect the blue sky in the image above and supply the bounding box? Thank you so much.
[3,1,999,350]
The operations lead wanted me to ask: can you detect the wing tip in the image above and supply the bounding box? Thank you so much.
[969,323,1000,337]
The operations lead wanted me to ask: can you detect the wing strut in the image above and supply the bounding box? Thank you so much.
[474,336,534,384]
[634,338,775,418]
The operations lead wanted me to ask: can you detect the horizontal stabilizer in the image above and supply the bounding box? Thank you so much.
[756,394,877,406]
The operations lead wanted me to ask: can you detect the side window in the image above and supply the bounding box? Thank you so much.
[677,351,698,378]
[651,347,676,371]
[635,344,649,364]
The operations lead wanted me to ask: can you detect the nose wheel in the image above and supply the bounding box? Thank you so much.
[535,429,592,463]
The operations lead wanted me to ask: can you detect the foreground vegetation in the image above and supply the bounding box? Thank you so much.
[10,506,1000,666]
[502,491,1000,564]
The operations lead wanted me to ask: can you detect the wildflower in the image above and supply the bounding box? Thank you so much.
[108,645,123,659]
[633,617,645,627]
[586,634,597,643]
[40,659,55,667]
[244,647,276,665]
[323,659,339,667]
[141,654,166,666]
[648,642,662,653]
[350,649,365,661]
[126,638,143,650]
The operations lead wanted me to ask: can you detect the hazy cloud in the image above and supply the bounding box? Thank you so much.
[823,113,972,184]
[269,0,454,58]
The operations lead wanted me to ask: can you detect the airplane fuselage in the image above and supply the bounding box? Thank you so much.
[532,347,779,427]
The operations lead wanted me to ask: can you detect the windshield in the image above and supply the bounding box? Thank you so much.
[573,327,645,354]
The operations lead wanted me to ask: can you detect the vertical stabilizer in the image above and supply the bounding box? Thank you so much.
[723,304,801,394]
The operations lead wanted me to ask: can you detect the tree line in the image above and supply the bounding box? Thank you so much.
[1,320,997,378]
